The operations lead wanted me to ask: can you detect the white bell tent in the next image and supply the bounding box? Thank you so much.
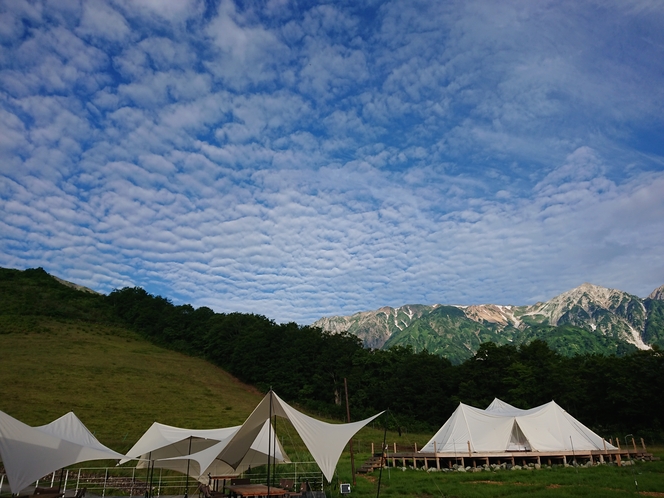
[0,410,125,494]
[420,399,616,454]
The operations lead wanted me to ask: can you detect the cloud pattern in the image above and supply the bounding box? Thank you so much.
[1,0,663,323]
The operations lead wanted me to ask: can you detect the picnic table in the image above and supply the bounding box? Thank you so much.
[226,483,288,497]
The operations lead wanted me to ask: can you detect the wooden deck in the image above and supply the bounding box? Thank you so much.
[384,448,655,470]
[358,440,656,472]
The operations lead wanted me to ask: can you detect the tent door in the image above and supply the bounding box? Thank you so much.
[506,421,531,451]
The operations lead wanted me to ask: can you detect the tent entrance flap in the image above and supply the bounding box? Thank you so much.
[506,421,531,451]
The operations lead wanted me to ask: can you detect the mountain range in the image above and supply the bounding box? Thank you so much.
[312,283,664,363]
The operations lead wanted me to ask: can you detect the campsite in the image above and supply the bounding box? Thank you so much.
[0,268,664,497]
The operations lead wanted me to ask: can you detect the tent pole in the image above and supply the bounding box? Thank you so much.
[145,452,152,498]
[375,411,388,498]
[149,455,156,498]
[58,468,64,492]
[184,436,192,498]
[267,390,273,496]
[272,414,277,488]
[344,378,356,486]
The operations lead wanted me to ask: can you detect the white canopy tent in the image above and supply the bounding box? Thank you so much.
[0,410,125,494]
[420,398,616,454]
[216,391,383,483]
[123,420,290,480]
[121,422,239,465]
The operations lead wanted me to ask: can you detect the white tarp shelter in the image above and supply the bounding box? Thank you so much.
[122,420,289,480]
[0,411,125,494]
[420,398,616,454]
[121,422,239,464]
[216,391,383,483]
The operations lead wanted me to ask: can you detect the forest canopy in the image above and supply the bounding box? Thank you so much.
[106,286,664,438]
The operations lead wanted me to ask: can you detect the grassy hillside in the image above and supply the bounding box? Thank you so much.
[0,316,266,451]
[0,268,265,451]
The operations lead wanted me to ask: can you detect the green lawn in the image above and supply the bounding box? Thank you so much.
[328,442,664,497]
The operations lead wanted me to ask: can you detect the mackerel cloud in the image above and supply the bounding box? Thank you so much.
[1,0,663,323]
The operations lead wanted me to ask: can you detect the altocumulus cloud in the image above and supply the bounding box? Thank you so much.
[1,0,663,323]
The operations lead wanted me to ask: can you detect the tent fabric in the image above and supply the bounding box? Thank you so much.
[216,391,383,483]
[485,398,526,415]
[157,420,290,480]
[420,399,616,454]
[120,422,240,465]
[0,411,125,494]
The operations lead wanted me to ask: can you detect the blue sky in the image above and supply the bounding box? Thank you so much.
[1,0,663,324]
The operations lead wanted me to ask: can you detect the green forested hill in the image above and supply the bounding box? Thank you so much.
[384,305,521,363]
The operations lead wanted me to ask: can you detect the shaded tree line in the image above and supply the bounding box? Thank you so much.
[106,287,664,439]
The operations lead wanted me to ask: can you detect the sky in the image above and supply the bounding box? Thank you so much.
[1,0,663,324]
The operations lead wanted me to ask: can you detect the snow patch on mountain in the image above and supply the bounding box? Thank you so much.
[460,304,522,328]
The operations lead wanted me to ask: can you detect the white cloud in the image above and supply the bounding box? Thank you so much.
[204,0,290,90]
[120,0,204,23]
[76,0,131,43]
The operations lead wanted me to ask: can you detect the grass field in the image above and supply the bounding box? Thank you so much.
[330,445,664,497]
[0,317,265,451]
[2,316,664,496]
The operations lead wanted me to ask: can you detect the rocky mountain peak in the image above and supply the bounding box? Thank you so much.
[536,283,627,320]
[462,304,521,327]
[648,285,664,301]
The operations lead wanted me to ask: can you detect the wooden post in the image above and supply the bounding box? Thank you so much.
[393,442,397,453]
[414,442,418,452]
[641,438,647,451]
[603,439,607,452]
[616,453,622,466]
[343,378,356,486]
[467,441,471,456]
[433,441,437,454]
[632,437,637,452]
[371,443,375,455]
[616,438,621,449]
